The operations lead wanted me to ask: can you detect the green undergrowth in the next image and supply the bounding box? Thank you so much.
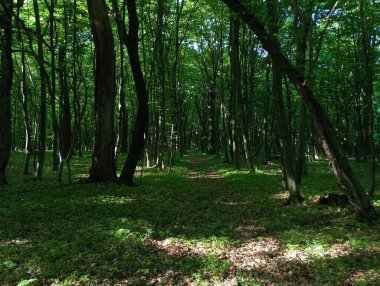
[0,151,379,285]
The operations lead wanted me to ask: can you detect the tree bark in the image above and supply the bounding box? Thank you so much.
[33,0,47,180]
[267,0,301,202]
[231,17,253,172]
[57,3,72,183]
[87,0,117,182]
[0,0,13,185]
[221,0,376,219]
[47,0,59,171]
[112,0,149,185]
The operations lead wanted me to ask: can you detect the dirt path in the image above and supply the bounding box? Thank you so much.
[187,154,223,180]
[145,153,366,286]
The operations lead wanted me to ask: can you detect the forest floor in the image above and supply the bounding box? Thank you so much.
[1,151,380,286]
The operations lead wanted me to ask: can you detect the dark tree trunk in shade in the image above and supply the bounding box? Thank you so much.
[87,0,117,182]
[47,0,59,171]
[267,0,302,202]
[57,3,72,183]
[221,0,376,219]
[33,0,47,180]
[0,0,13,185]
[292,0,313,184]
[231,16,253,172]
[112,0,149,185]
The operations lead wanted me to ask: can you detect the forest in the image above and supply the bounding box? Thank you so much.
[0,0,380,285]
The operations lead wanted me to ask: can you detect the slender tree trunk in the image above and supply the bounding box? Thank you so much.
[33,0,47,180]
[87,0,117,182]
[222,0,375,219]
[0,0,13,185]
[48,0,59,171]
[113,0,149,185]
[16,16,32,176]
[230,15,240,170]
[231,17,253,172]
[116,2,128,154]
[267,0,302,202]
[57,3,72,183]
[359,0,376,196]
[292,0,313,184]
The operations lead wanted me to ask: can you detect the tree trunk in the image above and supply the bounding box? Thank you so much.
[292,0,313,184]
[47,0,59,171]
[0,0,13,185]
[33,0,47,180]
[267,0,302,202]
[221,0,376,219]
[112,0,149,185]
[57,4,72,183]
[231,17,253,172]
[87,0,117,182]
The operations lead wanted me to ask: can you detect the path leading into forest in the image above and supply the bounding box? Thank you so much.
[146,153,361,286]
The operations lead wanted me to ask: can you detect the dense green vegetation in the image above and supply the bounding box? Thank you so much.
[1,152,379,285]
[1,0,380,284]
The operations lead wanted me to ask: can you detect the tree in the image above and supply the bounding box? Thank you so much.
[0,0,13,185]
[220,0,376,219]
[267,0,302,202]
[112,0,149,186]
[33,0,47,180]
[87,0,117,182]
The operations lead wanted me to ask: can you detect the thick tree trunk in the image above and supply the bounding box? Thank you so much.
[221,0,376,219]
[0,0,13,186]
[112,0,149,185]
[88,0,117,182]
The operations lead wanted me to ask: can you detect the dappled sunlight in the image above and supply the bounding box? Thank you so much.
[271,192,289,200]
[2,238,31,247]
[1,152,379,285]
[94,195,135,205]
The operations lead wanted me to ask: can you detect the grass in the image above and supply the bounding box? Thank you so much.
[0,151,379,285]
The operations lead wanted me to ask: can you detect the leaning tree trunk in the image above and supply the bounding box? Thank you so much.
[221,0,376,219]
[0,0,13,186]
[112,0,149,186]
[87,0,117,182]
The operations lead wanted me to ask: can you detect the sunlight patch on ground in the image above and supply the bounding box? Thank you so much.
[94,195,134,205]
[216,200,253,206]
[2,239,31,246]
[271,192,289,200]
[145,238,216,257]
[345,270,380,285]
